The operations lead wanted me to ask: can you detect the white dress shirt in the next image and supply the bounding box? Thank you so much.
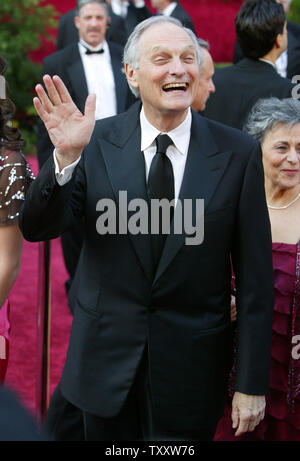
[111,0,146,17]
[161,3,177,16]
[55,107,192,197]
[140,107,191,203]
[79,39,117,121]
[275,49,288,78]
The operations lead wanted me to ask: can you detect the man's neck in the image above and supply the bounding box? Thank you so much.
[142,107,190,133]
[79,38,105,50]
[158,1,172,13]
[262,47,285,65]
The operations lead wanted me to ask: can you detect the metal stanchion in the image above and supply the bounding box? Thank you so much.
[36,240,51,425]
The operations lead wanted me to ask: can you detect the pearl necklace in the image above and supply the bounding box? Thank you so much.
[267,191,300,210]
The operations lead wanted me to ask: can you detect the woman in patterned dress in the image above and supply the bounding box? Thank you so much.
[215,97,300,441]
[0,56,34,382]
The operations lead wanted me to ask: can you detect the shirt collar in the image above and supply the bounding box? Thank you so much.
[162,3,177,16]
[259,58,276,69]
[79,38,107,53]
[140,107,192,156]
[111,0,129,15]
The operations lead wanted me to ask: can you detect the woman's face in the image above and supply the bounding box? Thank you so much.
[262,122,300,191]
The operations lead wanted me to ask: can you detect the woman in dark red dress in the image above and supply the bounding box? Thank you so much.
[215,97,300,441]
[0,57,34,382]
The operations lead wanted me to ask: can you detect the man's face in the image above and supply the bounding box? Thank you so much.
[75,3,108,47]
[126,23,200,126]
[150,0,167,10]
[276,0,291,14]
[192,49,215,112]
[279,21,288,54]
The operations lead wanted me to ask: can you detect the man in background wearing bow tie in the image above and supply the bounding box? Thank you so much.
[57,0,151,50]
[38,0,135,168]
[37,0,135,286]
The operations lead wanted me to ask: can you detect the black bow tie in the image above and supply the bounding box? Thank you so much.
[85,48,104,55]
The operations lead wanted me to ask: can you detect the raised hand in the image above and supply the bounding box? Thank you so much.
[34,75,96,169]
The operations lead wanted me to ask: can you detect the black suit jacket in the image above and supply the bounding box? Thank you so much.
[287,20,300,38]
[233,22,300,79]
[286,29,300,79]
[204,58,295,130]
[20,102,274,432]
[171,3,196,33]
[37,41,135,167]
[124,2,151,36]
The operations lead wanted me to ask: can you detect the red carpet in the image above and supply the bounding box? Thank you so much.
[4,155,72,417]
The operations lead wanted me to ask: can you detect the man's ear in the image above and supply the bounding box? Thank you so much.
[275,29,287,51]
[125,63,139,90]
[74,15,80,31]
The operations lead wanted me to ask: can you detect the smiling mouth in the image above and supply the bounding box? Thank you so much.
[162,82,189,92]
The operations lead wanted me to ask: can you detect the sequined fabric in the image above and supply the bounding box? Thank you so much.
[0,149,34,382]
[0,149,34,225]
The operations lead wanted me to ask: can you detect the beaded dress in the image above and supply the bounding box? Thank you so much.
[0,148,34,381]
[215,241,300,441]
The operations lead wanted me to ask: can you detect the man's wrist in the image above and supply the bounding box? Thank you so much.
[55,149,82,171]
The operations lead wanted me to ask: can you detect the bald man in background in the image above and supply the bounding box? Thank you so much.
[192,39,215,113]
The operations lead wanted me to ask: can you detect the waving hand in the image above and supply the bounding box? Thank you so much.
[34,75,96,169]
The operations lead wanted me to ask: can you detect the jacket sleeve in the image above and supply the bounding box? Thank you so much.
[231,141,274,395]
[19,155,86,243]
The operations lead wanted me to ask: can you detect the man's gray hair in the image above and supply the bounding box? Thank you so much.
[244,98,300,143]
[76,0,108,15]
[197,38,210,51]
[123,16,203,98]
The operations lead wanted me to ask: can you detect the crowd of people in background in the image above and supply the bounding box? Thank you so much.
[0,0,300,442]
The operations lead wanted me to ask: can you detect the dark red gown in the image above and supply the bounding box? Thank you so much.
[215,242,300,441]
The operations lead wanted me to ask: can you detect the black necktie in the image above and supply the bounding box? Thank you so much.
[85,48,104,55]
[147,134,175,270]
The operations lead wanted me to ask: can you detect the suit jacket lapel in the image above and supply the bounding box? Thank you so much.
[153,113,233,285]
[66,44,88,112]
[98,104,153,282]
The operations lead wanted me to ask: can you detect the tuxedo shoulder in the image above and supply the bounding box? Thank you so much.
[201,114,258,151]
[92,101,141,139]
[107,40,124,54]
[43,42,77,65]
[59,9,76,22]
[213,64,235,81]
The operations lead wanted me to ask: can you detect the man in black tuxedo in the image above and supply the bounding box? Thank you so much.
[38,0,135,167]
[191,38,215,113]
[233,24,300,79]
[57,0,151,49]
[20,16,274,441]
[233,0,300,80]
[37,0,136,294]
[204,0,295,131]
[150,0,195,33]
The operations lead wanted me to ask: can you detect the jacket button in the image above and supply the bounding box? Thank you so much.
[41,185,51,199]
